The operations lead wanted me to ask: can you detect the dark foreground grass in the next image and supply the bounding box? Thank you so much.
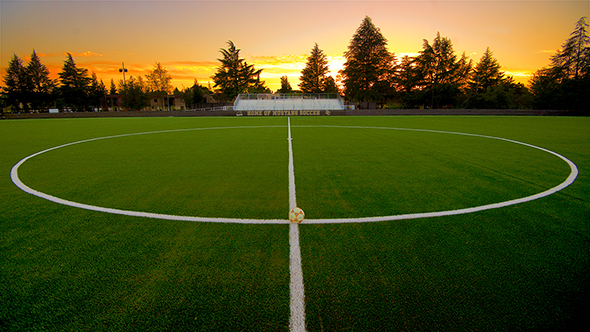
[1,116,589,331]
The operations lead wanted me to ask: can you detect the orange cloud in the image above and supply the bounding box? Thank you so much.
[540,49,559,54]
[65,51,103,57]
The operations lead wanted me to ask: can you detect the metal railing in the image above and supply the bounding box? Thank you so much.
[185,106,234,112]
[235,93,342,101]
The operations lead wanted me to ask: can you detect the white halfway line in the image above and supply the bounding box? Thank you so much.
[288,117,306,332]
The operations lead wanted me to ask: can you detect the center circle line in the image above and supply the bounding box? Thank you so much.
[10,125,578,224]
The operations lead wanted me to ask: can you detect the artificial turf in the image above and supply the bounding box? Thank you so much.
[1,115,588,331]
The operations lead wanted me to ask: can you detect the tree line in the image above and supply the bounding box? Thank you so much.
[1,51,214,112]
[2,16,588,112]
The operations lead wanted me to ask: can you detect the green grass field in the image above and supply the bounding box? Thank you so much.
[1,115,589,331]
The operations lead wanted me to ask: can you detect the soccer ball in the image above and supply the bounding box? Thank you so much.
[289,207,305,223]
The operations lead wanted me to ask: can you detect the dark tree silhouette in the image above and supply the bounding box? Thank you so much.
[340,16,396,102]
[530,17,589,112]
[299,43,330,93]
[212,41,266,101]
[58,53,91,111]
[277,75,293,93]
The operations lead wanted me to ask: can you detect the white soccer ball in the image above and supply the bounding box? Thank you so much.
[289,207,305,223]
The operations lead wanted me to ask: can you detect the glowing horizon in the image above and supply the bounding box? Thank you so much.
[1,1,588,92]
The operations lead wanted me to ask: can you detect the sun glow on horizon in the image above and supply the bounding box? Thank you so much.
[2,49,534,93]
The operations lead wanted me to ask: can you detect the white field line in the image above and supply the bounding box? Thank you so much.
[10,124,578,225]
[10,126,289,224]
[292,125,579,224]
[288,117,306,332]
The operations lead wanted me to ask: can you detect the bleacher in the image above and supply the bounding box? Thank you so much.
[234,93,345,111]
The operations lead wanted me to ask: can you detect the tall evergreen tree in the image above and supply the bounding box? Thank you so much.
[323,76,340,94]
[418,32,471,87]
[2,54,28,110]
[299,43,330,93]
[26,50,56,111]
[413,32,472,108]
[212,41,265,101]
[530,16,590,112]
[58,53,91,111]
[398,55,419,94]
[550,16,590,79]
[340,16,396,102]
[277,76,293,93]
[109,79,117,94]
[88,72,107,111]
[470,47,505,94]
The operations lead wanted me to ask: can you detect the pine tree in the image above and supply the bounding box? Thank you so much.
[2,54,28,110]
[417,32,471,87]
[88,72,107,111]
[398,55,418,93]
[109,79,117,95]
[277,76,293,93]
[340,16,396,102]
[299,43,329,93]
[59,53,91,111]
[212,41,264,101]
[26,50,56,110]
[470,47,505,94]
[550,16,590,79]
[530,16,590,112]
[413,32,472,108]
[323,76,339,94]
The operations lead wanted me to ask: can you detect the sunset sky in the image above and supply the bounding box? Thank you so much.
[1,0,588,92]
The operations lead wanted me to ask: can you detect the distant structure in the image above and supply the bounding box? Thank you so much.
[233,93,345,111]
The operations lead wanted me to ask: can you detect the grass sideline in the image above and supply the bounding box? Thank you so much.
[1,116,589,331]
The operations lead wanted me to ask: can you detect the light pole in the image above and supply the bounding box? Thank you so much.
[119,62,128,87]
[117,62,128,111]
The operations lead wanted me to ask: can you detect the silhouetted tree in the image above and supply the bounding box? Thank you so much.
[88,72,107,111]
[182,79,206,108]
[463,47,529,109]
[26,50,57,111]
[299,43,330,93]
[109,79,117,94]
[340,16,397,102]
[2,54,28,111]
[411,32,472,108]
[212,41,265,101]
[277,76,293,93]
[469,48,505,94]
[58,53,91,111]
[530,16,590,112]
[248,79,271,94]
[145,62,172,94]
[323,76,340,94]
[118,76,148,111]
[145,62,172,110]
[551,16,590,80]
[398,55,419,94]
